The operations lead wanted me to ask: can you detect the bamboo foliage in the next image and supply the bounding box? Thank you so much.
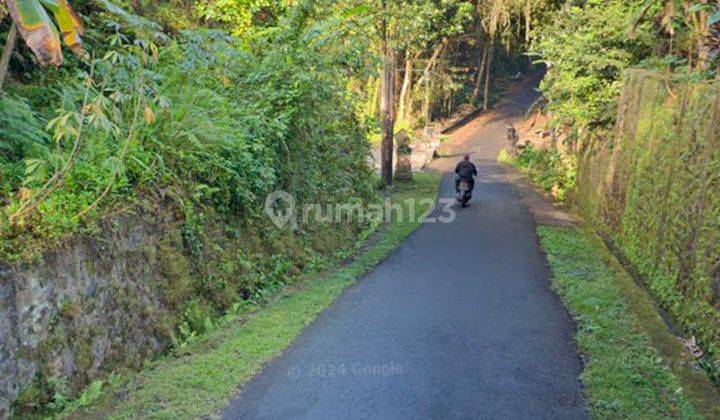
[4,0,84,66]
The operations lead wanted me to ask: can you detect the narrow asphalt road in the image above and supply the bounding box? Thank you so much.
[223,76,586,419]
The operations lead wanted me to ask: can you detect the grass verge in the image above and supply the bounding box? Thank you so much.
[66,173,440,419]
[537,226,720,419]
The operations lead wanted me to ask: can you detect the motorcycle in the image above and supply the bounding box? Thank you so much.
[457,180,472,207]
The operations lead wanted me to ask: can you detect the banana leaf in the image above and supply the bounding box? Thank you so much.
[38,0,84,54]
[5,0,84,66]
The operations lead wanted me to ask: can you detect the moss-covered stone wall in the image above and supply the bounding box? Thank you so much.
[0,197,367,417]
[576,69,720,359]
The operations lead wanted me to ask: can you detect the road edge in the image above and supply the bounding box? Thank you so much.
[60,174,442,419]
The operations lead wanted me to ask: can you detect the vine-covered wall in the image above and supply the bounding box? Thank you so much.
[576,70,720,358]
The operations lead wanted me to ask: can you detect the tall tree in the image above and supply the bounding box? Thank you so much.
[380,0,394,185]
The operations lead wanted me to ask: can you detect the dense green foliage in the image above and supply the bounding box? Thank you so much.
[534,0,720,129]
[3,0,720,413]
[538,227,701,419]
[0,95,48,196]
[196,0,291,35]
[0,0,536,262]
[535,0,658,127]
[499,144,576,201]
[55,174,441,419]
[0,2,376,261]
[3,3,381,410]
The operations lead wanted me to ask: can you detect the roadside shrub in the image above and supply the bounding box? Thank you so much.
[0,21,374,261]
[513,145,576,202]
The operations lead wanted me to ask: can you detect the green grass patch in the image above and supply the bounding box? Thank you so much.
[65,173,440,419]
[537,227,704,419]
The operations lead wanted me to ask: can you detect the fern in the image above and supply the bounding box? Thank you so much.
[0,94,49,196]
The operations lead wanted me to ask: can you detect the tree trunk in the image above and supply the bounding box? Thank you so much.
[483,42,494,111]
[416,38,447,88]
[525,0,531,46]
[395,54,402,109]
[380,0,394,186]
[415,38,448,127]
[0,23,18,92]
[525,0,534,66]
[130,0,143,14]
[697,38,710,71]
[423,72,430,126]
[398,54,413,122]
[368,76,379,118]
[525,0,533,66]
[687,1,710,71]
[696,8,710,71]
[406,66,415,119]
[472,46,488,100]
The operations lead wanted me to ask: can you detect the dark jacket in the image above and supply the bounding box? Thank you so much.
[455,160,477,179]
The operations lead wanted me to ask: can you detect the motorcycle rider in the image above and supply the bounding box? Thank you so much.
[455,154,477,194]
